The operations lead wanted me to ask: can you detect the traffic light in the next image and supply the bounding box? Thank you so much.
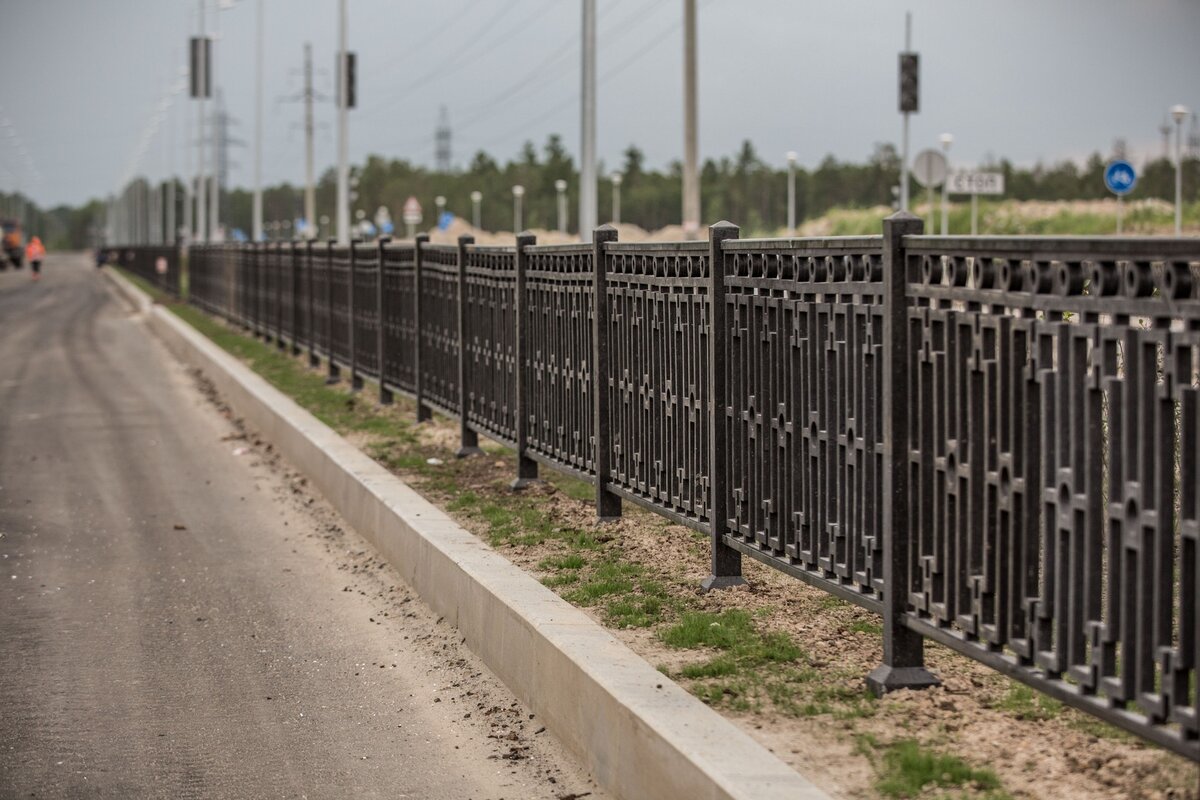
[189,36,211,99]
[338,51,357,109]
[899,52,918,113]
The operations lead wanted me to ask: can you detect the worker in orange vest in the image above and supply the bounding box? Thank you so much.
[25,236,45,281]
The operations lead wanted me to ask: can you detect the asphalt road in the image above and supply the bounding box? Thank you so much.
[0,254,605,799]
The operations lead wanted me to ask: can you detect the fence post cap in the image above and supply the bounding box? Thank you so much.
[885,211,922,224]
[709,220,739,231]
[458,233,475,245]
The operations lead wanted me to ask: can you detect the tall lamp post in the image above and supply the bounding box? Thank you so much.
[555,179,568,233]
[1171,104,1189,235]
[939,132,953,235]
[470,190,482,230]
[786,151,797,236]
[512,185,524,233]
[610,172,622,224]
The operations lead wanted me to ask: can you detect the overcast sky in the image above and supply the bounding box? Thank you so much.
[1,0,1197,207]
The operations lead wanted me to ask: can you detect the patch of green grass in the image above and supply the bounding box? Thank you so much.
[542,571,580,588]
[605,595,664,629]
[875,740,1005,799]
[849,618,883,636]
[563,561,641,605]
[680,656,739,679]
[539,554,587,571]
[546,473,597,504]
[662,610,802,665]
[992,683,1062,722]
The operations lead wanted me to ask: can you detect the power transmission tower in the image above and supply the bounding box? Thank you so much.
[282,43,328,236]
[435,106,452,172]
[201,89,244,239]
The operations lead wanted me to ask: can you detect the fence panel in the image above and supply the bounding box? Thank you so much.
[381,242,417,394]
[901,235,1200,758]
[419,244,461,416]
[720,237,886,608]
[524,244,597,479]
[309,242,331,361]
[604,241,711,529]
[463,245,518,446]
[329,244,353,367]
[353,241,380,379]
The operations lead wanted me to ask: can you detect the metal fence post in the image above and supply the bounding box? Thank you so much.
[325,238,340,384]
[306,240,319,367]
[258,239,267,335]
[350,239,363,392]
[456,234,483,457]
[377,236,393,405]
[867,211,940,694]
[592,224,621,520]
[289,242,300,354]
[511,231,539,489]
[702,221,748,592]
[414,233,432,422]
[276,242,286,350]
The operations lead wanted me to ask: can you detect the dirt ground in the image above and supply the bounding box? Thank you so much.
[344,395,1198,799]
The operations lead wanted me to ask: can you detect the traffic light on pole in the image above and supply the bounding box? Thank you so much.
[899,53,918,113]
[338,51,357,109]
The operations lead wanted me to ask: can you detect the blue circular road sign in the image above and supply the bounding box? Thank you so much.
[1104,160,1137,196]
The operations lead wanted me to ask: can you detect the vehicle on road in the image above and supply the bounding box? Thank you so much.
[2,219,24,268]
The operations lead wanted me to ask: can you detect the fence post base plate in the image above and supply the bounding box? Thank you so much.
[866,665,940,696]
[700,575,749,593]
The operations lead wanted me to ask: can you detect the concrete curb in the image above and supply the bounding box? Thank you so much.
[104,268,830,800]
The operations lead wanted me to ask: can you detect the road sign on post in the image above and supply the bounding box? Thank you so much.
[1105,159,1137,234]
[947,172,1004,195]
[912,149,946,229]
[947,171,1004,235]
[1104,160,1137,195]
[402,196,422,238]
[911,150,947,188]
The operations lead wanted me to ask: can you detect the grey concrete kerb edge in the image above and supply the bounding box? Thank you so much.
[103,268,830,800]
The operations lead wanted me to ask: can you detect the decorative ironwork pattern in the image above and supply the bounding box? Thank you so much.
[329,244,353,366]
[381,242,417,394]
[309,242,331,360]
[721,238,886,607]
[117,224,1200,761]
[902,236,1200,758]
[524,244,597,478]
[419,244,460,415]
[463,245,518,445]
[604,242,711,527]
[353,242,380,376]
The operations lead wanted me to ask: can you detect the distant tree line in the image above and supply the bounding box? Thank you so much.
[14,137,1200,249]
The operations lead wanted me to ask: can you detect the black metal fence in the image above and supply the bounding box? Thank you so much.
[152,220,1200,760]
[116,245,182,298]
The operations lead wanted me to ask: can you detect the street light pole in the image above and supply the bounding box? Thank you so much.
[470,190,482,230]
[512,185,524,232]
[900,12,912,212]
[336,0,350,244]
[196,0,207,243]
[556,179,568,232]
[786,151,797,236]
[939,132,952,235]
[252,0,263,242]
[580,0,597,240]
[681,0,700,239]
[610,172,622,224]
[1172,104,1189,235]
